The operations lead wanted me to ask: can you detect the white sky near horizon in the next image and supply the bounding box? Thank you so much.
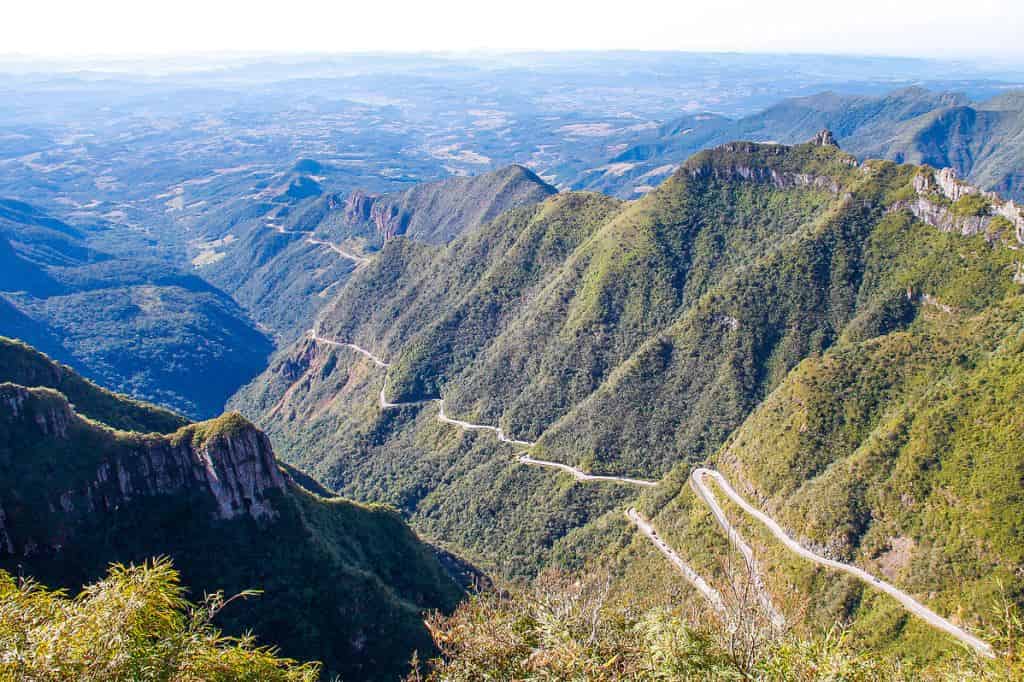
[2,0,1022,62]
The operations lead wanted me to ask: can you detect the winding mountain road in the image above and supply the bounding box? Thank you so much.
[520,455,656,487]
[690,470,785,628]
[267,221,369,265]
[692,468,995,658]
[309,330,390,367]
[439,403,537,448]
[300,330,994,657]
[627,508,727,616]
[307,332,652,476]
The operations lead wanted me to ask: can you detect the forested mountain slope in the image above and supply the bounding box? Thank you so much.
[0,338,463,681]
[627,293,1024,659]
[232,134,1024,658]
[0,198,272,417]
[201,165,556,339]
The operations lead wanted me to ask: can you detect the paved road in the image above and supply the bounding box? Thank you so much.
[309,331,390,367]
[690,471,786,628]
[692,468,995,658]
[439,402,536,447]
[626,508,726,615]
[305,236,370,265]
[520,455,657,487]
[267,221,369,265]
[307,332,654,486]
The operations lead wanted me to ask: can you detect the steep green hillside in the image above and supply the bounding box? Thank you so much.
[232,135,1024,660]
[0,335,186,432]
[0,198,273,417]
[0,340,463,681]
[629,295,1024,660]
[201,165,556,339]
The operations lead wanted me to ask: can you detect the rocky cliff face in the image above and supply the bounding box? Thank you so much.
[900,167,1024,282]
[0,383,287,560]
[684,140,853,194]
[340,190,409,242]
[906,167,1024,238]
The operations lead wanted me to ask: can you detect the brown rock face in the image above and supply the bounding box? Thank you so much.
[342,189,375,223]
[341,190,408,241]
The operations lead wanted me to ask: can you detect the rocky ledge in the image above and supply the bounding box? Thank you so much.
[0,384,287,558]
[897,167,1024,283]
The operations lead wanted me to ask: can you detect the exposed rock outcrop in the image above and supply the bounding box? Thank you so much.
[812,129,839,147]
[341,190,408,241]
[0,384,287,559]
[905,167,1024,240]
[683,140,856,194]
[892,167,1024,283]
[686,160,845,194]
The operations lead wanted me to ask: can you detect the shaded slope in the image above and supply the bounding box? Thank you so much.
[0,198,272,417]
[0,344,463,681]
[0,335,187,433]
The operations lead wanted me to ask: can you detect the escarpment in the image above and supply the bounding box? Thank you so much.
[682,136,857,194]
[341,190,408,241]
[0,383,287,560]
[903,167,1024,241]
[0,338,465,681]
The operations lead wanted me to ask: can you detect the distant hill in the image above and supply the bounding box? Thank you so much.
[201,165,556,339]
[576,87,1024,201]
[0,338,463,681]
[0,198,273,417]
[313,164,558,246]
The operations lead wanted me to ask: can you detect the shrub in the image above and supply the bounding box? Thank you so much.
[0,558,320,682]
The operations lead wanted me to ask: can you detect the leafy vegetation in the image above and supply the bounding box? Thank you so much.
[235,138,1024,659]
[411,569,1024,681]
[0,343,464,681]
[0,558,320,681]
[952,193,993,217]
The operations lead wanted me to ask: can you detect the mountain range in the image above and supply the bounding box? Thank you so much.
[230,134,1024,664]
[574,87,1024,202]
[3,72,1024,677]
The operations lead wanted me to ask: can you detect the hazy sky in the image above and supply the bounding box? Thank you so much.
[3,0,1022,60]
